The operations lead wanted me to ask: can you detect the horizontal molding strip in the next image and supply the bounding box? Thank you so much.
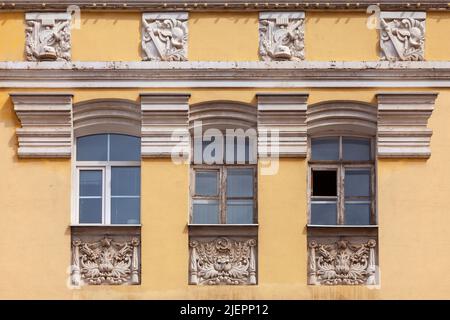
[1,61,450,88]
[0,1,449,11]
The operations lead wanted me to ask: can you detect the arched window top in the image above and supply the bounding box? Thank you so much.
[306,101,377,137]
[73,99,141,138]
[189,100,257,132]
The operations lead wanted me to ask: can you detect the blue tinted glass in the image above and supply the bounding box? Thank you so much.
[345,170,371,197]
[192,201,219,224]
[79,170,102,196]
[79,198,102,223]
[343,138,371,161]
[311,202,337,225]
[226,200,253,224]
[227,169,253,197]
[195,171,218,196]
[112,167,140,196]
[111,198,140,224]
[311,138,339,160]
[345,203,371,225]
[76,134,108,161]
[110,134,140,161]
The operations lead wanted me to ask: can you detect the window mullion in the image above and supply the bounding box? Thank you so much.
[105,165,111,225]
[220,167,227,224]
[338,164,345,225]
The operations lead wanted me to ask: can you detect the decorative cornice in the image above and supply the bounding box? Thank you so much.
[376,92,438,158]
[257,93,309,157]
[140,93,190,158]
[0,1,449,11]
[10,93,73,158]
[1,61,450,88]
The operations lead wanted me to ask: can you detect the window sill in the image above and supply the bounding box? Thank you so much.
[71,224,142,227]
[306,224,378,236]
[188,224,258,237]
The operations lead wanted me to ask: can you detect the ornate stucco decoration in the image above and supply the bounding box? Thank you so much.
[142,12,188,61]
[10,93,73,158]
[189,237,257,285]
[380,12,426,61]
[377,92,438,158]
[308,238,377,285]
[259,12,305,62]
[257,93,309,157]
[72,235,140,285]
[25,12,71,61]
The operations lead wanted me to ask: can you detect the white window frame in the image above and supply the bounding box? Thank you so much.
[71,135,141,226]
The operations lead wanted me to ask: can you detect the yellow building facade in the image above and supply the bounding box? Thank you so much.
[0,1,450,299]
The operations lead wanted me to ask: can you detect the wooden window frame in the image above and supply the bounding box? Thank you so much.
[307,135,377,226]
[190,164,258,225]
[72,134,141,226]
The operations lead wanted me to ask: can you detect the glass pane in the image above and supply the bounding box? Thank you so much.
[226,200,253,224]
[343,138,371,161]
[109,134,141,161]
[79,198,102,223]
[79,170,102,196]
[112,167,140,196]
[227,168,254,197]
[311,138,339,160]
[192,201,219,224]
[311,202,337,225]
[195,171,218,196]
[76,134,108,161]
[111,197,140,224]
[345,169,371,197]
[312,170,337,197]
[345,203,371,225]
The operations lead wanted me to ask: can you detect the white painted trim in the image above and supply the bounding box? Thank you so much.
[379,11,426,19]
[143,12,188,20]
[259,12,305,19]
[25,12,72,21]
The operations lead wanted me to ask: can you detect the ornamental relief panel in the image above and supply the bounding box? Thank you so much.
[25,13,71,61]
[189,237,257,285]
[142,12,188,61]
[71,229,140,286]
[379,12,426,61]
[308,237,378,286]
[259,12,305,62]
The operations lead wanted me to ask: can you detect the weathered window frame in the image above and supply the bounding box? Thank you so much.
[190,164,258,225]
[307,135,377,226]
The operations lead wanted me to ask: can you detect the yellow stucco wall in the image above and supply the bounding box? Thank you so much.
[1,88,450,299]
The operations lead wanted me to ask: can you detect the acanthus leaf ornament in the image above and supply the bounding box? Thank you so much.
[259,12,305,61]
[71,236,140,285]
[379,12,426,61]
[25,13,71,62]
[142,13,188,61]
[308,238,377,285]
[189,237,257,285]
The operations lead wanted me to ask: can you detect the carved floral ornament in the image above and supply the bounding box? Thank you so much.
[142,13,188,61]
[189,237,257,285]
[72,236,140,285]
[25,12,71,62]
[380,12,426,61]
[308,238,377,285]
[259,12,305,61]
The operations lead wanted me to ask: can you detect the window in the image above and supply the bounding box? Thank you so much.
[308,136,375,226]
[75,134,141,225]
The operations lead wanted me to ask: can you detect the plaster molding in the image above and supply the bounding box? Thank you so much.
[259,12,305,61]
[308,237,378,286]
[142,12,188,61]
[71,227,141,286]
[257,93,308,157]
[380,11,426,61]
[2,61,450,88]
[376,92,438,158]
[73,99,141,138]
[189,236,257,285]
[306,101,378,136]
[1,1,450,11]
[25,12,71,62]
[140,93,190,158]
[10,93,73,158]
